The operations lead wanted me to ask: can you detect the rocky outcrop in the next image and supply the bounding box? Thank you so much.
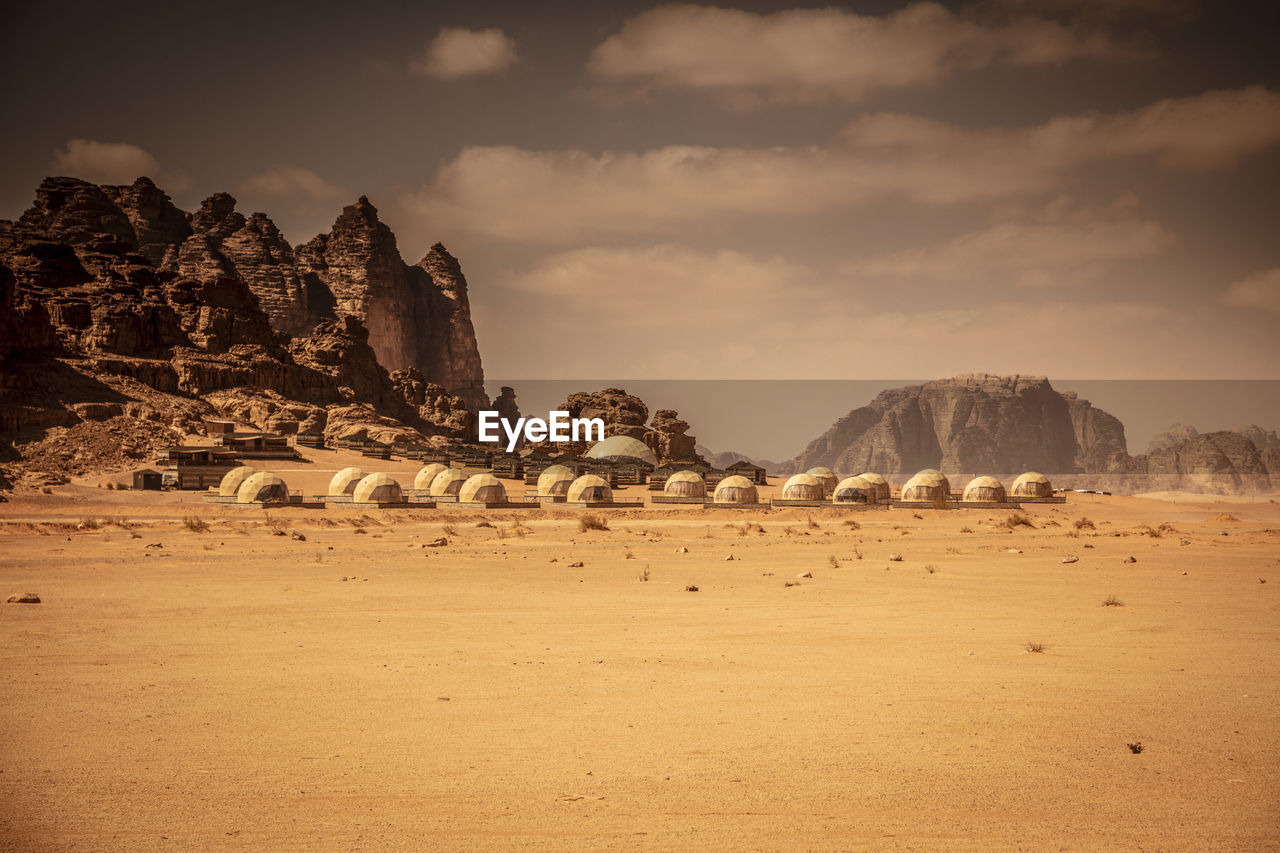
[0,175,493,485]
[1147,423,1200,454]
[786,374,1128,476]
[295,200,486,408]
[1120,430,1274,493]
[560,388,649,438]
[648,409,698,463]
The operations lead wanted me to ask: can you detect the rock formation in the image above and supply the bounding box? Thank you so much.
[1147,423,1200,454]
[0,175,493,482]
[540,389,703,465]
[786,374,1129,476]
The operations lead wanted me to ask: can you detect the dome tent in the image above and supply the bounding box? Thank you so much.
[567,474,613,504]
[536,464,576,497]
[832,475,872,504]
[413,463,448,491]
[805,466,837,494]
[218,465,257,497]
[584,435,657,466]
[856,472,890,503]
[663,470,706,498]
[328,467,367,497]
[782,473,824,501]
[1011,471,1053,498]
[237,472,289,504]
[962,476,1007,503]
[429,468,468,497]
[713,475,758,504]
[459,473,507,503]
[353,473,402,504]
[900,469,950,504]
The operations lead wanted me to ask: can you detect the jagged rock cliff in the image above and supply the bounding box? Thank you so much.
[786,374,1129,476]
[0,175,491,481]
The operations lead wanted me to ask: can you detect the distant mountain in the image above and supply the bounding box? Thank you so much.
[1149,423,1280,454]
[783,374,1128,476]
[695,445,780,473]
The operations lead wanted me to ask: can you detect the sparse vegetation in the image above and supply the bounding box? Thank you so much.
[182,516,210,533]
[638,567,650,581]
[851,545,862,560]
[960,527,974,534]
[1102,594,1124,607]
[441,524,457,536]
[1073,517,1095,530]
[1127,742,1144,754]
[624,547,635,560]
[1136,523,1162,538]
[1157,522,1176,535]
[807,516,820,530]
[842,519,860,529]
[1002,512,1036,529]
[685,584,699,592]
[828,555,840,568]
[925,564,938,574]
[1025,641,1047,653]
[579,514,609,532]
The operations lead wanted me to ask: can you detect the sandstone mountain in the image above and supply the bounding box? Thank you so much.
[0,176,489,483]
[523,388,702,465]
[784,374,1276,493]
[1149,422,1280,455]
[785,374,1129,477]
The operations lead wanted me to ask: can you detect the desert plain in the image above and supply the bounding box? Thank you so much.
[1,449,1278,851]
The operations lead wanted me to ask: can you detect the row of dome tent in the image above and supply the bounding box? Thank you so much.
[209,461,1061,509]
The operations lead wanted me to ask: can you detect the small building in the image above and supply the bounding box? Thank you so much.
[535,464,576,500]
[236,472,290,504]
[713,475,759,505]
[567,474,613,504]
[1011,471,1054,499]
[458,473,508,504]
[962,476,1007,504]
[132,468,163,491]
[204,419,237,436]
[856,472,891,503]
[352,473,403,505]
[725,460,767,485]
[413,463,448,492]
[832,475,872,504]
[782,473,825,501]
[329,467,367,498]
[294,433,325,449]
[215,432,297,459]
[492,453,524,479]
[429,468,469,499]
[163,446,239,490]
[805,466,837,496]
[664,470,706,498]
[899,469,951,506]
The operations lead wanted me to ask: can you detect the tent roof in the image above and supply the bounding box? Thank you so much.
[584,435,657,466]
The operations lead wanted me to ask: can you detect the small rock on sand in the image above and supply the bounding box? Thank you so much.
[1062,555,1079,564]
[569,561,584,568]
[290,531,307,541]
[7,593,40,604]
[888,554,903,562]
[797,571,813,578]
[1124,556,1137,563]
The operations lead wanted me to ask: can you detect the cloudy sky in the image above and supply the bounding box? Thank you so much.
[2,0,1278,384]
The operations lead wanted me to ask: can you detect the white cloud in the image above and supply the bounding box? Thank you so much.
[402,87,1280,244]
[1223,267,1280,313]
[408,27,517,80]
[588,2,1121,106]
[239,165,345,201]
[52,139,192,191]
[841,205,1177,288]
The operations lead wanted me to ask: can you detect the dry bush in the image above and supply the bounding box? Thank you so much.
[925,564,939,574]
[960,527,974,534]
[945,546,961,555]
[1025,641,1047,653]
[852,545,862,560]
[579,514,609,532]
[624,547,635,560]
[78,516,102,530]
[843,519,861,529]
[1002,512,1036,529]
[638,567,650,581]
[182,516,210,533]
[1065,529,1079,538]
[509,522,531,537]
[807,516,820,530]
[1074,517,1096,530]
[1157,522,1177,535]
[441,524,457,536]
[1136,524,1162,538]
[1102,594,1125,607]
[828,555,840,568]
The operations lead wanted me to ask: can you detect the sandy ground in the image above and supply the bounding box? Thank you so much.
[2,459,1279,850]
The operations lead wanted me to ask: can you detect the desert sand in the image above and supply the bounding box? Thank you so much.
[2,453,1278,850]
